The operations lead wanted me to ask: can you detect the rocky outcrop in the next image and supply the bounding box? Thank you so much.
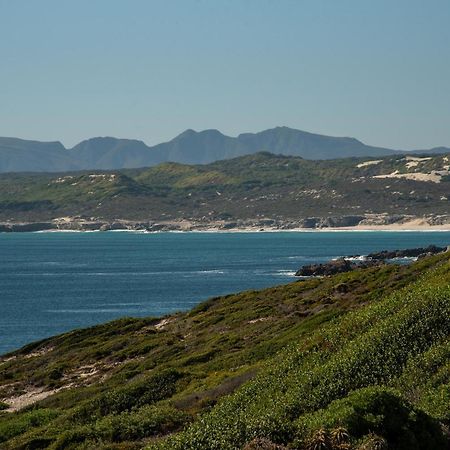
[367,245,447,260]
[358,214,409,226]
[296,245,448,277]
[0,222,54,232]
[294,216,366,228]
[317,216,366,228]
[295,258,380,277]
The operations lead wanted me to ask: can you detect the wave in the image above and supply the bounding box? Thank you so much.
[343,255,368,262]
[96,302,146,307]
[272,270,297,277]
[35,261,88,268]
[46,309,134,313]
[11,269,230,277]
[195,270,226,274]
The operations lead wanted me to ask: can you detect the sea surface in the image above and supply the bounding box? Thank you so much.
[1,231,450,354]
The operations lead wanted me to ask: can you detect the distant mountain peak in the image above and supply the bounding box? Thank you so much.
[199,129,226,137]
[175,129,197,139]
[0,127,448,173]
[72,136,146,146]
[174,128,226,140]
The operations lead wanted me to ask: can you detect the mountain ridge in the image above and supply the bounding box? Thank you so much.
[1,126,450,173]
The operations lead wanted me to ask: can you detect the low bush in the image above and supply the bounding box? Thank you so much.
[293,387,447,450]
[73,368,182,421]
[0,408,59,443]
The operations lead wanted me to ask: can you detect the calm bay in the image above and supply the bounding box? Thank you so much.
[1,230,449,354]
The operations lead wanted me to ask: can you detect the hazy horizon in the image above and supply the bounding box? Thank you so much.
[2,125,450,152]
[1,0,449,149]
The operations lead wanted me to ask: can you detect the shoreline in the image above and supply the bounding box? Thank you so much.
[1,215,450,234]
[6,225,450,234]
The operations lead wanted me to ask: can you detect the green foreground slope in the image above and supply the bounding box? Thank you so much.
[0,254,449,449]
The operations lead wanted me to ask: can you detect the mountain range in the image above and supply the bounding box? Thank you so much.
[1,126,449,173]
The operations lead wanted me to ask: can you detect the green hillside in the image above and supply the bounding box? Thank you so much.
[0,152,449,223]
[0,252,449,449]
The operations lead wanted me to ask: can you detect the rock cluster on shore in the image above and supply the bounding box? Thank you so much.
[295,245,448,277]
[367,245,447,260]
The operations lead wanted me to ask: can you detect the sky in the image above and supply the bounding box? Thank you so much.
[0,0,449,150]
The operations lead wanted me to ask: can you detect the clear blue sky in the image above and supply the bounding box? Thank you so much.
[1,0,449,149]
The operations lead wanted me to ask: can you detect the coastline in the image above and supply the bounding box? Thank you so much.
[1,221,450,234]
[1,214,450,234]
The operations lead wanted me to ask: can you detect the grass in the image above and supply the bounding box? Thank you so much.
[0,252,449,449]
[153,254,450,449]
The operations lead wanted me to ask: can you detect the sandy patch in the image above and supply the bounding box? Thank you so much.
[324,218,450,231]
[155,317,175,330]
[405,161,419,169]
[404,156,432,162]
[0,356,17,364]
[356,160,383,168]
[373,171,443,183]
[2,387,62,412]
[247,317,271,324]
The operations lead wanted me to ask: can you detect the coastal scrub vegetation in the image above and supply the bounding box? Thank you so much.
[0,252,449,449]
[0,152,449,223]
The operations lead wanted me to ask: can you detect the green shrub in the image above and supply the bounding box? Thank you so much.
[153,270,450,449]
[73,368,182,421]
[294,387,447,450]
[0,408,59,443]
[94,404,190,442]
[50,404,190,448]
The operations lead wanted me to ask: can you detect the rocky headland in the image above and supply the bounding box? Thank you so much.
[295,245,448,277]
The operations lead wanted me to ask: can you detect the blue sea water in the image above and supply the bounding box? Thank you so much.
[1,230,449,354]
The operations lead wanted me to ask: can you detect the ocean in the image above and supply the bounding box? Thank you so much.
[1,230,449,354]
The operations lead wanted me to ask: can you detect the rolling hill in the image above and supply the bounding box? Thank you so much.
[0,152,449,226]
[1,127,449,173]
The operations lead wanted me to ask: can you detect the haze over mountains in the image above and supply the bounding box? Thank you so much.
[1,126,449,173]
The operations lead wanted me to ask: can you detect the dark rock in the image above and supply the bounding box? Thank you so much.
[296,245,448,277]
[298,217,319,228]
[318,215,365,228]
[221,222,238,230]
[6,222,54,232]
[57,221,105,231]
[256,219,276,226]
[367,245,446,260]
[297,215,365,229]
[147,223,167,231]
[296,258,375,277]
